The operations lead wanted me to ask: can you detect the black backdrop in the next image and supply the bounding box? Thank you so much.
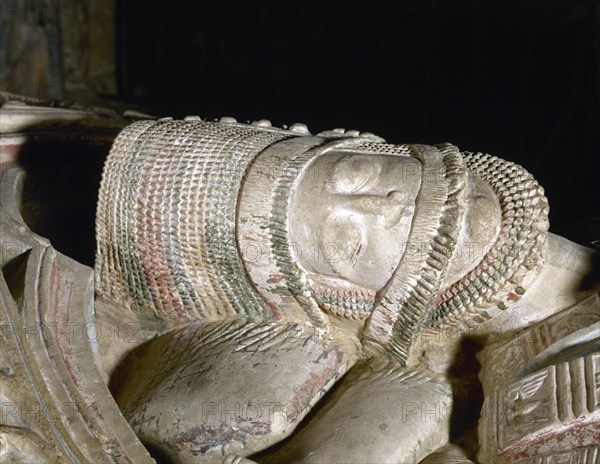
[117,0,599,245]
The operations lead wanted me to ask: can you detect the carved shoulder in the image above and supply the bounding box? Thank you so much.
[113,320,359,463]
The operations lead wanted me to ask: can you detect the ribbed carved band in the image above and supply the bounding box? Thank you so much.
[425,152,549,329]
[362,143,469,365]
[95,119,293,327]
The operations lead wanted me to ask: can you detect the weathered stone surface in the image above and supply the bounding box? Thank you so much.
[1,99,598,463]
[0,111,154,463]
[115,321,358,462]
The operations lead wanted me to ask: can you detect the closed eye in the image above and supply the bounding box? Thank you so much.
[326,155,381,194]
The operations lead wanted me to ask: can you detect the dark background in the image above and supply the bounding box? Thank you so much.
[116,0,600,246]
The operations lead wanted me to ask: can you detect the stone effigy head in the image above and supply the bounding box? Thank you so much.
[95,117,549,365]
[290,152,420,302]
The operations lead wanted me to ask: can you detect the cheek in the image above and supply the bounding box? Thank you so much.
[319,215,366,268]
[319,213,410,290]
[360,224,410,284]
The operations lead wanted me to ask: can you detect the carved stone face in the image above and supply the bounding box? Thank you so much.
[289,152,421,291]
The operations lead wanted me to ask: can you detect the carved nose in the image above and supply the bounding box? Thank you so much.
[346,194,414,229]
